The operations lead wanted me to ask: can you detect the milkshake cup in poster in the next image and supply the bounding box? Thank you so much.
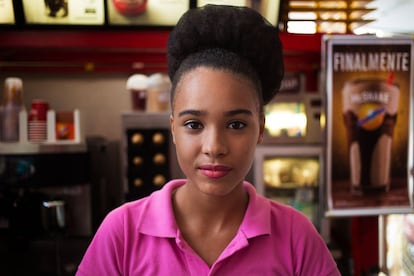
[112,0,147,16]
[342,77,400,195]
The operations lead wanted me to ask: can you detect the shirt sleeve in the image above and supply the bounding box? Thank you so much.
[291,211,341,276]
[76,207,126,276]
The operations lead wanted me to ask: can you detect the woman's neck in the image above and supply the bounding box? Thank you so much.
[172,182,249,231]
[171,181,249,266]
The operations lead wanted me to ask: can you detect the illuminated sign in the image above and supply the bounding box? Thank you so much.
[0,0,15,24]
[22,0,104,25]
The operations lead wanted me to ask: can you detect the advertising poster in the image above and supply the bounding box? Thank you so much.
[325,35,414,216]
[22,0,104,25]
[0,0,15,24]
[107,0,189,26]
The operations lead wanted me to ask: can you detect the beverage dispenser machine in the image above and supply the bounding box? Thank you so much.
[253,73,327,234]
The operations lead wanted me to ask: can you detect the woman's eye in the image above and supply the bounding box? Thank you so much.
[228,121,246,129]
[184,121,203,130]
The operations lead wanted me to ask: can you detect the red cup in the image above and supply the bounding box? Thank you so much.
[130,89,146,111]
[29,100,49,121]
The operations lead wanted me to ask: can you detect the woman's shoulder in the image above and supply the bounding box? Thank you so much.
[112,197,150,216]
[108,179,184,216]
[94,196,151,236]
[265,198,318,233]
[268,199,307,217]
[100,180,185,233]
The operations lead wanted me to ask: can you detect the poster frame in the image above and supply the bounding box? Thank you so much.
[324,35,414,217]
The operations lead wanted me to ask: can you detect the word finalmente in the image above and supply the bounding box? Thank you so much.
[333,52,410,72]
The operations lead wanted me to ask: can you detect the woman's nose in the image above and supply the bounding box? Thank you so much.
[201,127,228,158]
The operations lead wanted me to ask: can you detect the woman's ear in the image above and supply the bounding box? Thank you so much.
[258,115,265,144]
[169,114,176,144]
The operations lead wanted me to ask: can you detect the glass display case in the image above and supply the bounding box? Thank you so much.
[121,112,183,201]
[254,145,325,229]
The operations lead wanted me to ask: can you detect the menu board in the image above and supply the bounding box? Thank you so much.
[0,0,15,24]
[107,0,189,26]
[324,35,414,216]
[197,0,280,26]
[22,0,104,25]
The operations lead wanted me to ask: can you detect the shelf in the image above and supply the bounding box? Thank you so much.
[0,141,87,154]
[121,111,170,129]
[0,109,85,154]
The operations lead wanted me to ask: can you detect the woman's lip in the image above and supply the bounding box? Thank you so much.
[199,165,231,171]
[199,165,232,179]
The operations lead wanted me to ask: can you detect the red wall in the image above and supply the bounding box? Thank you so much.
[0,30,322,90]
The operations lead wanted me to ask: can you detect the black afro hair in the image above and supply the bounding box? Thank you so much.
[167,4,284,105]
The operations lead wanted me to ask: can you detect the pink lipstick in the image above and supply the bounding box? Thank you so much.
[199,165,232,179]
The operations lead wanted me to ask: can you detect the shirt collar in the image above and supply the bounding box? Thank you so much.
[138,180,271,238]
[240,182,271,238]
[138,179,185,237]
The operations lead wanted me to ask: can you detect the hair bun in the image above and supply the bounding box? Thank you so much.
[167,4,284,104]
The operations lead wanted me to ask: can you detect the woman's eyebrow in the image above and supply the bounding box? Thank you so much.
[178,109,253,117]
[224,109,253,117]
[178,109,206,117]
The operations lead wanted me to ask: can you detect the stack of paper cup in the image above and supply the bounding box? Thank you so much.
[1,77,25,142]
[146,73,171,112]
[28,100,49,142]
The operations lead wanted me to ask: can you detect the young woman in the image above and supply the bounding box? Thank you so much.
[77,5,340,275]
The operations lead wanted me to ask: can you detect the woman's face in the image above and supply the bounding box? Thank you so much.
[170,66,264,197]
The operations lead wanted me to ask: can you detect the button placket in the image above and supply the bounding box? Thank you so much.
[176,233,210,275]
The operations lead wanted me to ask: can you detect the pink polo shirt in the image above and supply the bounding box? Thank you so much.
[76,179,340,276]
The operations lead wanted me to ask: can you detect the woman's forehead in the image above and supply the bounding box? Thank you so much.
[172,67,261,112]
[176,67,258,95]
